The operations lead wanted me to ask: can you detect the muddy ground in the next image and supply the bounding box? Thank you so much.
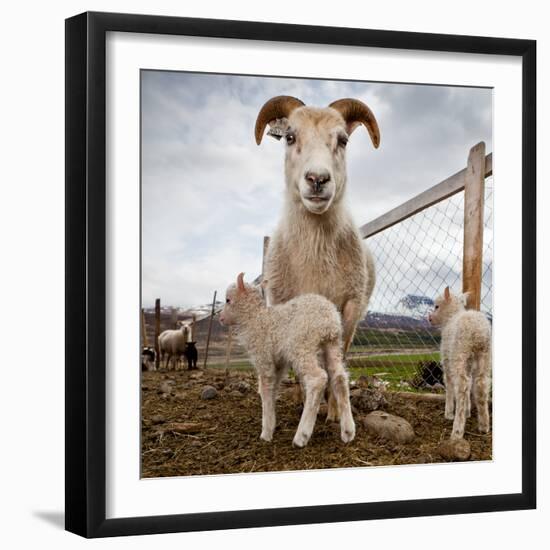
[141,368,492,478]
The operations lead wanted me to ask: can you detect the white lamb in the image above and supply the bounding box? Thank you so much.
[428,287,492,440]
[219,273,355,448]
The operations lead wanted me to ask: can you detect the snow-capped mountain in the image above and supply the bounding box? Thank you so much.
[395,294,435,319]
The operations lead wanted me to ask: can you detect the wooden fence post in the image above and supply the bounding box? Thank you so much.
[154,298,161,370]
[141,308,149,348]
[225,329,233,368]
[171,307,178,328]
[191,314,196,341]
[463,142,486,310]
[203,291,217,369]
[262,236,270,277]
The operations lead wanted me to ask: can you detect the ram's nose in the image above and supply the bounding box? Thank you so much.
[305,170,330,193]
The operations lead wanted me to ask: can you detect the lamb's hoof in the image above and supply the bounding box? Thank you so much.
[341,425,356,444]
[260,431,273,442]
[445,413,455,420]
[292,432,310,448]
[478,424,490,434]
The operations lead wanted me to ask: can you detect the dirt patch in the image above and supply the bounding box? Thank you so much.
[141,369,492,478]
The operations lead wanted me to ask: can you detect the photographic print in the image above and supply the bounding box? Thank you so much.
[140,70,493,477]
[65,12,535,536]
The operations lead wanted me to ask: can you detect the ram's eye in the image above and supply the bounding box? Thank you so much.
[226,298,230,304]
[286,133,296,145]
[435,305,439,310]
[337,135,348,148]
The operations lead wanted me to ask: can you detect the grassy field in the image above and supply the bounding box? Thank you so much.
[352,328,440,350]
[208,351,441,390]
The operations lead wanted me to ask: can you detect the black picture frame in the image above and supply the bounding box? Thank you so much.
[65,11,536,538]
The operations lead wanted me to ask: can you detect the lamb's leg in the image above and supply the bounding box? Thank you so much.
[293,361,328,448]
[465,373,473,419]
[451,363,468,440]
[328,299,361,422]
[325,342,355,443]
[326,391,340,422]
[258,373,277,442]
[474,351,491,433]
[325,350,340,422]
[443,368,455,420]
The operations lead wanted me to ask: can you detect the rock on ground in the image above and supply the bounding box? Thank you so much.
[362,411,415,444]
[201,385,218,400]
[151,414,165,425]
[230,381,251,394]
[351,387,387,412]
[438,438,471,461]
[158,381,174,395]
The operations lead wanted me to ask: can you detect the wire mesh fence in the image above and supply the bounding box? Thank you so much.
[349,174,493,392]
[143,144,493,388]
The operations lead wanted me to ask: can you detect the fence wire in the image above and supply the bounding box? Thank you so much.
[348,177,493,392]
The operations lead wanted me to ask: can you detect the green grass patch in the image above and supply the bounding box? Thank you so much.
[348,351,441,391]
[352,328,440,349]
[207,360,254,371]
[348,351,440,367]
[208,351,440,391]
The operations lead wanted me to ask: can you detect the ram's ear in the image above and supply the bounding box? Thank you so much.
[444,286,451,302]
[255,96,304,145]
[266,118,289,141]
[260,278,269,289]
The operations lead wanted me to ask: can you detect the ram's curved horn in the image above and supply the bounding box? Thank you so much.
[329,98,380,148]
[254,96,305,145]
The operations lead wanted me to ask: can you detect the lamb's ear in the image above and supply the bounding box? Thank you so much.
[444,286,451,301]
[237,272,246,293]
[460,292,470,306]
[260,278,269,289]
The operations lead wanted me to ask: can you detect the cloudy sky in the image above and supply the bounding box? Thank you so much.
[141,70,492,310]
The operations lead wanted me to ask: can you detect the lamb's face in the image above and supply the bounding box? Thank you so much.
[284,107,349,215]
[219,285,240,326]
[219,276,263,326]
[428,288,465,326]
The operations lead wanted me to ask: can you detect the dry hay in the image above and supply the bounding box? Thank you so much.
[141,368,492,478]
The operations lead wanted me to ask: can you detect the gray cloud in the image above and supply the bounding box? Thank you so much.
[141,71,492,310]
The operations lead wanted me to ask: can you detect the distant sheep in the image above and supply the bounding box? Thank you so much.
[141,347,156,372]
[158,321,191,370]
[428,287,491,440]
[255,96,378,421]
[184,342,198,370]
[219,273,355,448]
